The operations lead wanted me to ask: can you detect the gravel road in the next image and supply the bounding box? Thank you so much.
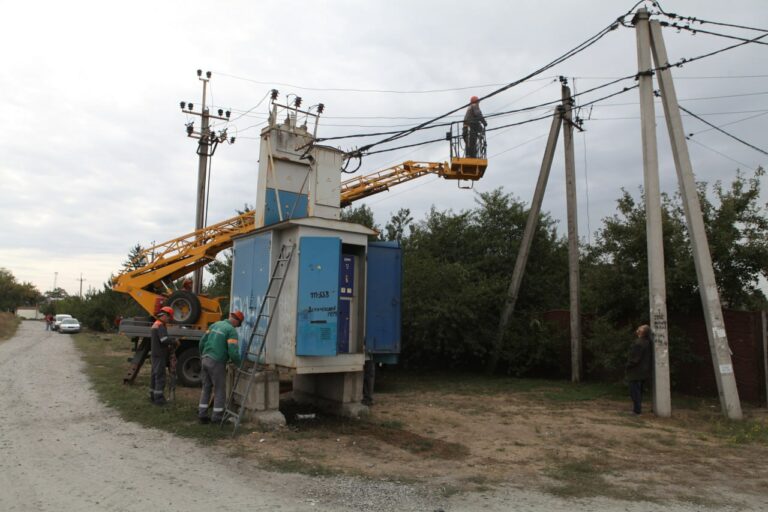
[0,322,762,511]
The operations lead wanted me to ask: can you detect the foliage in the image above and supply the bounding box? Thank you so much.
[340,204,380,240]
[0,268,44,312]
[583,168,768,324]
[384,208,414,242]
[583,318,633,382]
[398,189,569,373]
[205,250,233,312]
[0,312,21,341]
[123,243,148,271]
[54,284,143,331]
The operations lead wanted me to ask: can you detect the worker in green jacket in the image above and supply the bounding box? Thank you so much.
[197,310,244,424]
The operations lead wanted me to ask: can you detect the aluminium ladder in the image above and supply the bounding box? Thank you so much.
[220,242,295,433]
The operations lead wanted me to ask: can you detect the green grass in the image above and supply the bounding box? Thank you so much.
[376,368,626,402]
[711,417,768,445]
[73,332,228,443]
[0,312,21,342]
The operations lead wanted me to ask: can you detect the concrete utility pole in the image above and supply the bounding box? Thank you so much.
[634,8,672,418]
[486,107,563,374]
[648,19,742,419]
[561,84,582,383]
[180,70,233,294]
[76,273,86,299]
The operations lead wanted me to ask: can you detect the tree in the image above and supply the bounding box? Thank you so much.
[340,204,380,237]
[384,208,413,242]
[123,243,148,271]
[400,189,569,373]
[0,268,44,312]
[583,168,768,323]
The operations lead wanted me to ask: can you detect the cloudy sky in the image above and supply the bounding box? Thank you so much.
[1,0,767,297]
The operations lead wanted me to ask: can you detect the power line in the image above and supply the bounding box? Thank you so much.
[212,71,556,94]
[653,0,768,33]
[338,9,628,157]
[679,105,768,156]
[687,138,759,172]
[663,21,768,47]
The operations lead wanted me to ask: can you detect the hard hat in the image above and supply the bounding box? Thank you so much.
[159,306,174,317]
[230,310,245,323]
[470,96,479,103]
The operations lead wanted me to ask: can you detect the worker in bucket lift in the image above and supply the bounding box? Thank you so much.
[197,310,244,424]
[463,95,487,158]
[150,306,177,406]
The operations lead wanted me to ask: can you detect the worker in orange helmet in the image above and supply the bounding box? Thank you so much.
[150,306,176,406]
[463,95,487,158]
[197,310,244,424]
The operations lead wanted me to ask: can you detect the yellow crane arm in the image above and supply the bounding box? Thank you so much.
[112,211,256,328]
[340,161,449,207]
[114,157,487,327]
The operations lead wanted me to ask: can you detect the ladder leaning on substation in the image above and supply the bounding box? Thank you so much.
[220,242,296,433]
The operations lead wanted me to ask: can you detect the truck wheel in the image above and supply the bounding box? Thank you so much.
[176,347,202,387]
[164,290,201,324]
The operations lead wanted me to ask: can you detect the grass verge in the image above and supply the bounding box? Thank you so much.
[0,312,21,342]
[73,332,228,443]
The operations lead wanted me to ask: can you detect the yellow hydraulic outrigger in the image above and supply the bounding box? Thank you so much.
[113,155,488,330]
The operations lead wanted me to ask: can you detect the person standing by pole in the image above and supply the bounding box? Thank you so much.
[150,306,176,406]
[626,324,653,415]
[463,95,487,158]
[197,311,244,424]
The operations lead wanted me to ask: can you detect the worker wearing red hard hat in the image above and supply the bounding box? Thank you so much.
[197,310,244,424]
[149,306,177,406]
[463,95,487,158]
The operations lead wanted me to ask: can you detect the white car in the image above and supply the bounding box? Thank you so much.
[59,318,81,334]
[53,314,72,331]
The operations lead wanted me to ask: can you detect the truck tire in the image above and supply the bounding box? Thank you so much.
[164,290,201,324]
[176,346,202,387]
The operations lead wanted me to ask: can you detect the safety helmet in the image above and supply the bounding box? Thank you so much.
[230,310,245,323]
[159,306,174,318]
[470,96,479,103]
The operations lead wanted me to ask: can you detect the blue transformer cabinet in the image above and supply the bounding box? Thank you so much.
[365,241,402,364]
[230,217,401,377]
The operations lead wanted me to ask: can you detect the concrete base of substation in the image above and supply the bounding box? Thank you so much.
[292,371,369,419]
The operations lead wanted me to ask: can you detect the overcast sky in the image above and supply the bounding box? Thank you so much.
[1,0,767,297]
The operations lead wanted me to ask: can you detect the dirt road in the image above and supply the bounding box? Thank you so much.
[0,322,763,511]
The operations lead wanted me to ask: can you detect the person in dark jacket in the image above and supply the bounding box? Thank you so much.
[463,96,487,158]
[150,306,176,406]
[626,324,653,415]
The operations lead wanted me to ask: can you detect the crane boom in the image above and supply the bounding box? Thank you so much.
[114,157,487,329]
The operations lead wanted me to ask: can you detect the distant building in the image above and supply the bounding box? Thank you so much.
[16,307,41,320]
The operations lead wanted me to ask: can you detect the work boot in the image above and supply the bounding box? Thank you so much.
[153,396,168,406]
[198,416,211,425]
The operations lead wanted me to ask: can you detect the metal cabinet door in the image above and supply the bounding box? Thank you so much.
[365,241,402,354]
[296,236,340,356]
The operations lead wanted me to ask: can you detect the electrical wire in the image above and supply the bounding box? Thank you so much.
[687,110,768,137]
[687,138,759,172]
[679,105,768,156]
[212,70,556,94]
[663,22,768,47]
[653,0,768,33]
[336,9,629,157]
